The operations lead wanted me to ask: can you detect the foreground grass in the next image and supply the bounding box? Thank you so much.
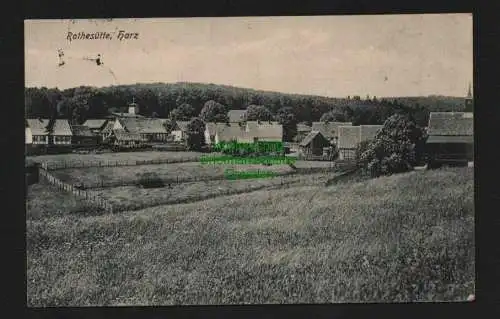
[26,180,104,220]
[26,167,474,305]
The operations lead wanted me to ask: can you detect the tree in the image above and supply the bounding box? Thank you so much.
[275,107,297,142]
[135,88,158,116]
[199,100,228,122]
[186,117,206,151]
[357,114,426,177]
[320,109,347,122]
[246,104,273,121]
[170,103,195,121]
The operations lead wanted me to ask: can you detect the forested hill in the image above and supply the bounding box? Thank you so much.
[25,82,466,127]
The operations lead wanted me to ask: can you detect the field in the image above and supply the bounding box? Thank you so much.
[26,165,474,306]
[50,160,333,188]
[26,151,205,165]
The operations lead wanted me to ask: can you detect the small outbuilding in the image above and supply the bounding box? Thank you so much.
[299,131,331,156]
[71,125,100,145]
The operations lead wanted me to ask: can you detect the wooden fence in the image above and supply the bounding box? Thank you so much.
[296,154,336,161]
[108,175,324,212]
[67,166,344,190]
[39,168,114,213]
[39,156,201,171]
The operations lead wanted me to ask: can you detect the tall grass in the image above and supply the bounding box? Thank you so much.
[26,167,474,306]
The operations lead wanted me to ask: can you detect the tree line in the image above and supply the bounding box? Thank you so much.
[25,82,466,139]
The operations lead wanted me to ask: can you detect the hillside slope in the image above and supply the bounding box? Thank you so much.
[27,167,474,305]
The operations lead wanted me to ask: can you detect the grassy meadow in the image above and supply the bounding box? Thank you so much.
[26,167,474,306]
[26,179,105,220]
[26,151,205,166]
[88,172,335,210]
[51,162,297,188]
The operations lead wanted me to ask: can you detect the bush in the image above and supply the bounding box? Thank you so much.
[354,140,371,166]
[137,173,165,189]
[357,114,426,177]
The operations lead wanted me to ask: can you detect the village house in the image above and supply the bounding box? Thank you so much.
[227,109,247,123]
[71,125,100,145]
[248,121,283,143]
[299,130,331,156]
[295,123,312,141]
[208,121,283,146]
[100,120,115,141]
[337,125,383,160]
[82,119,108,135]
[426,112,473,168]
[50,119,73,145]
[311,121,353,144]
[204,122,230,145]
[26,119,50,145]
[111,129,148,148]
[114,118,169,142]
[170,121,190,142]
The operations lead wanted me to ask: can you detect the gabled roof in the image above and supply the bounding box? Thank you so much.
[205,122,232,136]
[245,121,279,132]
[82,119,108,130]
[71,125,95,137]
[51,120,72,136]
[26,119,51,135]
[110,112,145,118]
[117,118,168,134]
[297,123,312,132]
[101,120,115,133]
[251,122,283,141]
[173,121,190,132]
[427,112,473,136]
[299,130,330,147]
[360,125,383,142]
[228,110,247,123]
[338,126,361,149]
[113,129,148,142]
[312,121,353,139]
[216,124,251,142]
[427,135,473,144]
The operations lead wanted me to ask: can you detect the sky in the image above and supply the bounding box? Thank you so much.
[25,14,473,98]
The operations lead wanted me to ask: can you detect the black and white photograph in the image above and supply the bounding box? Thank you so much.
[25,14,474,306]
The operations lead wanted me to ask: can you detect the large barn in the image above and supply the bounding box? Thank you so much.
[426,112,473,168]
